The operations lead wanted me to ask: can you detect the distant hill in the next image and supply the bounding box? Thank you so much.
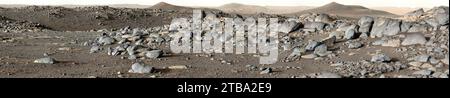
[217,3,312,15]
[371,7,429,15]
[292,2,399,18]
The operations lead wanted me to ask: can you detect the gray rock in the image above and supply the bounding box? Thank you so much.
[415,55,430,62]
[145,50,162,59]
[128,62,154,74]
[33,57,56,64]
[413,70,433,76]
[279,21,301,33]
[425,18,440,29]
[370,18,401,37]
[401,33,427,46]
[260,68,272,74]
[97,36,115,45]
[313,44,331,57]
[371,18,391,38]
[383,19,401,36]
[89,45,100,53]
[432,6,449,25]
[317,72,342,78]
[371,53,391,63]
[408,24,430,32]
[347,41,363,49]
[304,22,326,31]
[358,16,374,34]
[344,25,358,39]
[400,21,412,32]
[286,47,303,61]
[429,57,439,64]
[321,36,336,47]
[305,40,319,51]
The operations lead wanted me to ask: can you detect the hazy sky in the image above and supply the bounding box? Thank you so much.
[0,0,448,8]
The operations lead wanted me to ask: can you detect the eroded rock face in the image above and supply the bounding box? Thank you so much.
[370,18,401,38]
[358,16,374,34]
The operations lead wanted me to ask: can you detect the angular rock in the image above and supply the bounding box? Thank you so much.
[33,57,56,64]
[260,68,272,74]
[383,19,401,36]
[304,22,326,31]
[381,39,401,47]
[413,70,433,76]
[347,41,363,49]
[344,26,357,39]
[371,18,391,38]
[286,47,303,61]
[145,50,162,59]
[371,53,391,63]
[128,62,154,74]
[408,24,430,32]
[89,45,100,53]
[305,40,319,51]
[401,33,427,46]
[97,36,115,45]
[358,16,374,34]
[400,21,412,32]
[415,55,430,62]
[279,21,301,33]
[321,36,336,47]
[313,44,330,57]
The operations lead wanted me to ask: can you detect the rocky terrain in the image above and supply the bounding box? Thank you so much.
[0,2,448,78]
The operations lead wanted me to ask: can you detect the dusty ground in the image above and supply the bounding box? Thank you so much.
[2,29,442,78]
[0,2,448,78]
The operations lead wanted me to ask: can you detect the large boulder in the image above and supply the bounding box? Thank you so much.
[401,33,427,46]
[279,21,302,33]
[370,18,401,37]
[370,18,390,38]
[400,21,412,32]
[304,22,326,31]
[358,16,374,34]
[383,19,401,36]
[344,24,359,39]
